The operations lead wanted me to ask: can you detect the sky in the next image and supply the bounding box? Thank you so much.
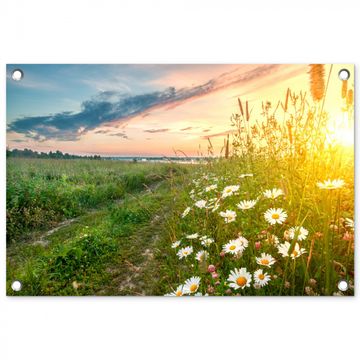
[6,64,350,156]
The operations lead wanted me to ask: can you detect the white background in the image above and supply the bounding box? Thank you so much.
[0,1,358,359]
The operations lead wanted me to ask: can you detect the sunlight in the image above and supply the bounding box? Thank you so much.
[326,113,354,147]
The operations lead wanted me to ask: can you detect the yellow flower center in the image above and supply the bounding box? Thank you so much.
[226,188,232,193]
[236,277,247,287]
[189,284,198,292]
[229,245,236,250]
[292,250,298,257]
[258,274,265,280]
[261,259,270,265]
[176,290,182,296]
[272,213,280,219]
[183,251,188,255]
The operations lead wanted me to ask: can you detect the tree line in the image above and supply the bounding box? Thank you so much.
[6,148,102,160]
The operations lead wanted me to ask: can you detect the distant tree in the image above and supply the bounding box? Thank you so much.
[6,148,102,160]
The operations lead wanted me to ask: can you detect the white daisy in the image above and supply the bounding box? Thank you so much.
[201,237,214,247]
[186,233,199,239]
[278,241,306,259]
[345,218,354,230]
[227,268,252,289]
[219,210,237,223]
[255,252,276,267]
[183,276,201,294]
[195,250,209,262]
[253,269,271,287]
[222,185,240,198]
[171,240,181,248]
[263,188,284,199]
[194,292,209,296]
[316,179,345,190]
[288,226,309,241]
[177,246,193,259]
[181,207,191,218]
[223,236,248,254]
[264,208,288,225]
[205,184,217,192]
[195,199,207,208]
[237,199,257,210]
[165,285,184,296]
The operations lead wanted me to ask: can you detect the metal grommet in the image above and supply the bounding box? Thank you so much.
[11,69,24,81]
[338,69,350,81]
[11,280,22,292]
[337,279,348,292]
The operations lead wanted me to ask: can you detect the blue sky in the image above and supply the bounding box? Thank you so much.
[7,63,334,156]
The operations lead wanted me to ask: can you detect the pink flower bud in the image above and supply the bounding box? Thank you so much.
[214,281,221,286]
[219,251,225,258]
[207,286,215,294]
[208,264,216,273]
[211,272,219,279]
[225,289,232,295]
[255,241,261,250]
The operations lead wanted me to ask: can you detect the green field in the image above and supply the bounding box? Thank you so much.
[6,146,354,296]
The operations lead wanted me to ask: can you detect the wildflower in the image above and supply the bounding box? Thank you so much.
[183,276,201,294]
[255,241,261,250]
[194,292,208,297]
[211,272,219,279]
[343,231,354,241]
[207,286,215,294]
[208,264,216,273]
[308,279,317,288]
[219,251,225,258]
[177,246,193,259]
[316,179,345,190]
[195,250,209,262]
[288,226,309,241]
[171,240,181,248]
[205,184,217,192]
[181,207,191,218]
[201,237,214,247]
[278,241,306,259]
[253,269,271,287]
[223,237,248,255]
[263,188,284,199]
[195,200,207,208]
[237,199,257,210]
[345,218,354,230]
[165,285,184,296]
[222,185,240,198]
[186,233,199,239]
[256,253,276,267]
[225,289,232,295]
[264,208,288,225]
[227,268,252,290]
[284,281,291,289]
[219,210,237,223]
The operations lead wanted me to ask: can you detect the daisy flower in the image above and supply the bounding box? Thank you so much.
[278,241,306,259]
[253,269,271,287]
[222,185,240,198]
[256,252,276,267]
[223,236,248,254]
[205,184,217,192]
[177,246,193,259]
[171,240,181,248]
[183,276,201,294]
[195,199,207,208]
[237,199,257,210]
[345,218,354,230]
[186,233,199,239]
[316,179,345,190]
[264,208,288,225]
[201,237,215,247]
[227,268,252,290]
[165,285,184,296]
[195,250,209,262]
[288,226,309,241]
[263,188,284,199]
[181,207,191,218]
[219,209,237,223]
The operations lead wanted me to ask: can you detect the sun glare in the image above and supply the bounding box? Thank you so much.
[326,113,354,147]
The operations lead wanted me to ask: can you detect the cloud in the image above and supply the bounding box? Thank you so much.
[180,126,193,131]
[201,130,236,139]
[143,128,169,133]
[8,65,280,141]
[108,132,128,139]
